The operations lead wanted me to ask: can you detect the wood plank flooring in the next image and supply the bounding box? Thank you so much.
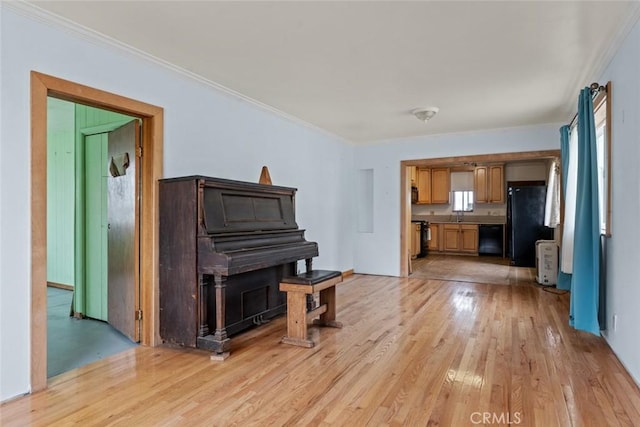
[411,254,535,286]
[3,271,640,426]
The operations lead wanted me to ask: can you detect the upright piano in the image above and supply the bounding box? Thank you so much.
[159,176,318,358]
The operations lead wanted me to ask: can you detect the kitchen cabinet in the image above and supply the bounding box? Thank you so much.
[475,164,504,204]
[416,167,450,204]
[443,224,461,251]
[410,166,417,186]
[416,168,432,204]
[428,223,440,251]
[460,225,479,253]
[442,223,478,254]
[431,168,451,203]
[411,223,421,259]
[474,167,488,202]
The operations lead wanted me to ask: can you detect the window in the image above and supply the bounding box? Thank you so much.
[450,170,474,212]
[594,82,611,236]
[452,190,474,212]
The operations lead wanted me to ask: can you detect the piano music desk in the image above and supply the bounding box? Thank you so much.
[279,270,343,348]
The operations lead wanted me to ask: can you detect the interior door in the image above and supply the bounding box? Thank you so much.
[107,120,140,342]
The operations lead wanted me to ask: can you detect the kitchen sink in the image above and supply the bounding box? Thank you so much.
[448,214,473,223]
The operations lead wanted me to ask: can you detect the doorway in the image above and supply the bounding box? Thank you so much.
[400,150,560,277]
[31,72,163,392]
[46,99,142,376]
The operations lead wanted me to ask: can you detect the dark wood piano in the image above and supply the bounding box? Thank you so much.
[159,176,318,359]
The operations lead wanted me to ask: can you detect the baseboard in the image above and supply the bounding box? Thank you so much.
[342,269,354,278]
[47,281,74,291]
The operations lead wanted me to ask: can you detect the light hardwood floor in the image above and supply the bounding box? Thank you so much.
[411,254,531,286]
[3,273,640,426]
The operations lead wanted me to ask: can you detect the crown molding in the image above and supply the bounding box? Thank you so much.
[3,0,351,145]
[562,1,640,114]
[591,1,640,81]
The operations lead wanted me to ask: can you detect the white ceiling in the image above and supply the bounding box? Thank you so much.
[28,1,640,143]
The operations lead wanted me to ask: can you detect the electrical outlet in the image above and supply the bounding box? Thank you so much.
[612,314,618,331]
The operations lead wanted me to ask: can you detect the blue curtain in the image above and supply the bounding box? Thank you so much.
[569,88,600,334]
[557,125,572,291]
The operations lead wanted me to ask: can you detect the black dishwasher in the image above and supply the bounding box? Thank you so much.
[478,224,503,256]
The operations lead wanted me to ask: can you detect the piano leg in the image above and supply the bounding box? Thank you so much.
[198,275,209,337]
[210,274,230,361]
[196,274,230,359]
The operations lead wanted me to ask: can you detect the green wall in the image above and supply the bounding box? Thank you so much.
[47,98,75,286]
[46,97,133,318]
[83,133,109,320]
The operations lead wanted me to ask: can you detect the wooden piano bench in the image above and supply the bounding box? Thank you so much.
[279,270,343,348]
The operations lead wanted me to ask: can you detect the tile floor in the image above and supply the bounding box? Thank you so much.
[47,287,138,378]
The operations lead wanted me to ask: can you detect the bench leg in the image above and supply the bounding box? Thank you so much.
[281,290,315,348]
[313,286,343,329]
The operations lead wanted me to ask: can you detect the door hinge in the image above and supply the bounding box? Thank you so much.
[136,146,142,157]
[135,310,143,320]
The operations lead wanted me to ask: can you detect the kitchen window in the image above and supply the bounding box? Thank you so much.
[452,190,474,212]
[450,170,474,212]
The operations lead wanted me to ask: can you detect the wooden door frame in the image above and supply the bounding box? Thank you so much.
[400,150,560,277]
[31,72,164,392]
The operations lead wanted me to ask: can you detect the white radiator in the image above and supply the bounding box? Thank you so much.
[536,240,558,285]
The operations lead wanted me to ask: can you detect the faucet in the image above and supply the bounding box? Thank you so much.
[456,211,463,223]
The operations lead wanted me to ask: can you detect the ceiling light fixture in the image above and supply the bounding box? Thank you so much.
[412,107,439,122]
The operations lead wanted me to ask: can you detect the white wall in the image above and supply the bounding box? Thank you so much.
[353,125,561,276]
[504,161,548,183]
[0,0,4,403]
[0,5,354,401]
[598,16,640,386]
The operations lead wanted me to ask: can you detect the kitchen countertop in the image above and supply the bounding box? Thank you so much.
[412,215,506,225]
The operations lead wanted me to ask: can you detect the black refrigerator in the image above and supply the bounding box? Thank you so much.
[507,185,554,267]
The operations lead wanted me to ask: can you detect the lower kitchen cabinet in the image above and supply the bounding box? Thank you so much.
[443,224,461,251]
[442,223,478,254]
[428,223,440,251]
[460,225,478,253]
[411,223,421,258]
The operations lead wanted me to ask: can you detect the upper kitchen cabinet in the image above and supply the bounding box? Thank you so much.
[410,166,418,186]
[431,168,451,204]
[416,167,432,204]
[474,164,504,204]
[415,167,450,204]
